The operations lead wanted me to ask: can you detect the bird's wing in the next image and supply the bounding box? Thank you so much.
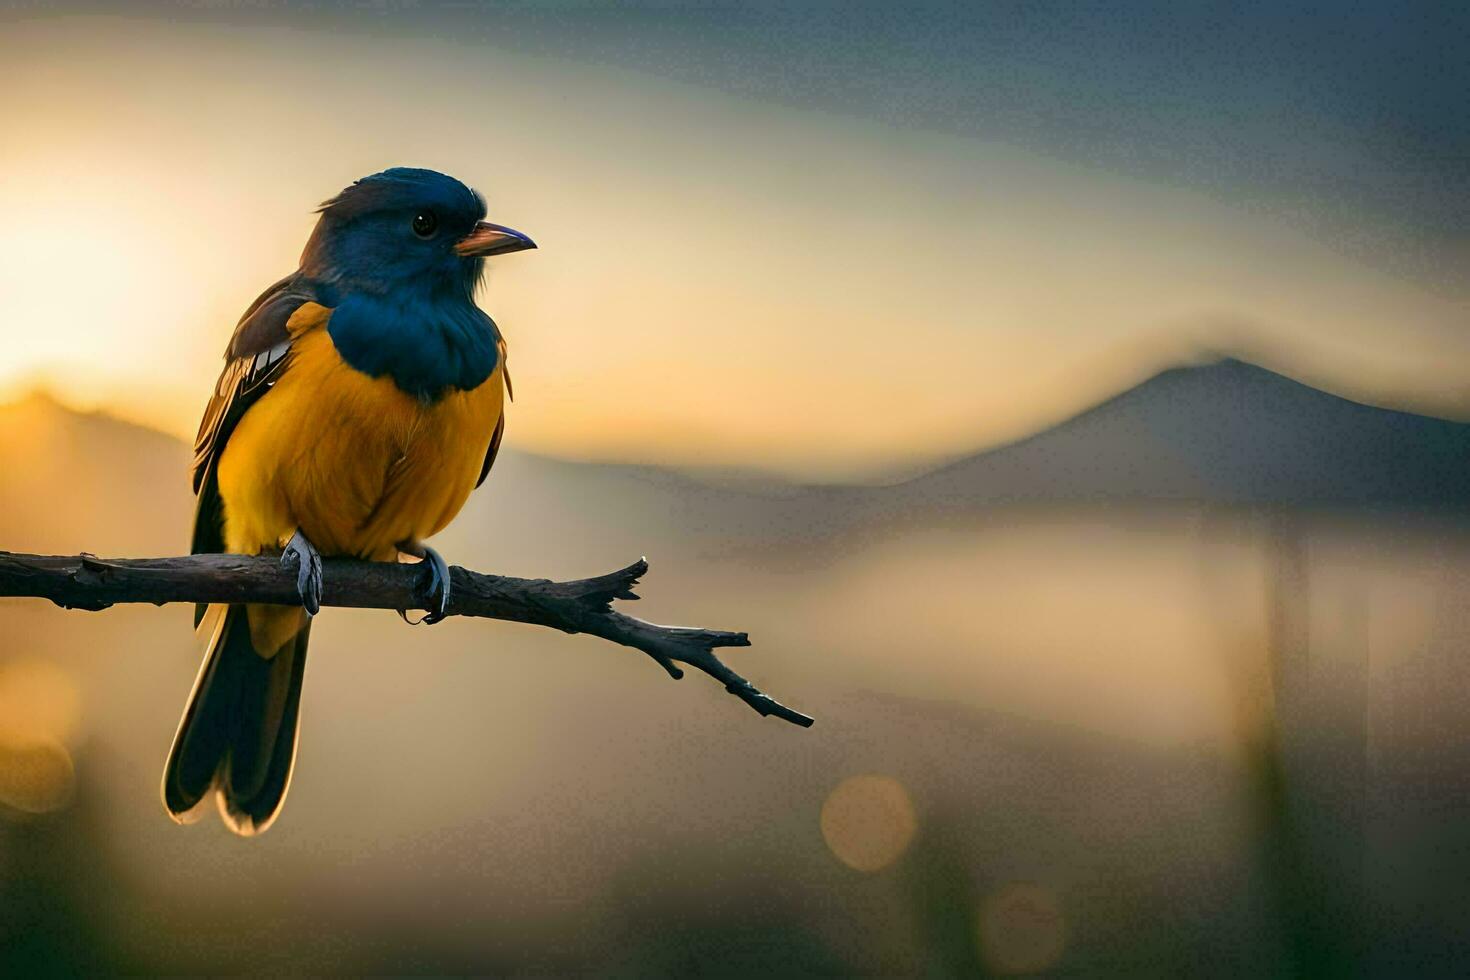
[475,413,506,489]
[190,276,315,573]
[475,335,512,488]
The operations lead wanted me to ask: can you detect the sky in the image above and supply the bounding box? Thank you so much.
[1,1,1466,479]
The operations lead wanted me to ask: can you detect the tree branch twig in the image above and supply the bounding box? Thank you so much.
[0,550,814,728]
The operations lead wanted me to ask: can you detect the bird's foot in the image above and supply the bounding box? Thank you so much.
[281,529,323,616]
[397,540,451,625]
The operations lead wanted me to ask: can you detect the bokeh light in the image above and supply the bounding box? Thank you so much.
[976,882,1068,975]
[0,739,75,815]
[819,774,917,873]
[0,658,82,815]
[0,659,82,746]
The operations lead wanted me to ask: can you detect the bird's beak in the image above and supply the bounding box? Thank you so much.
[454,221,536,257]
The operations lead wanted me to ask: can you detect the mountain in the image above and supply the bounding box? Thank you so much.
[873,356,1470,513]
[529,355,1470,557]
[0,392,193,556]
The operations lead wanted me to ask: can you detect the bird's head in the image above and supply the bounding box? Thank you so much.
[299,167,534,299]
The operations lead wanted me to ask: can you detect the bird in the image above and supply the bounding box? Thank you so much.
[161,168,534,835]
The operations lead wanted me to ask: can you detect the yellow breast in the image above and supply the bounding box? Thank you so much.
[216,303,505,560]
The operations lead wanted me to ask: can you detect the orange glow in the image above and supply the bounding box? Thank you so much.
[819,774,918,872]
[0,658,83,748]
[0,740,75,815]
[0,659,82,815]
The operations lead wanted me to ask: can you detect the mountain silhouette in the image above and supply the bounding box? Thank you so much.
[881,357,1470,512]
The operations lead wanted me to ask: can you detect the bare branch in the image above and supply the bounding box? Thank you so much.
[0,550,814,728]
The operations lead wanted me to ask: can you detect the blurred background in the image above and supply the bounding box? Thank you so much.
[1,2,1468,976]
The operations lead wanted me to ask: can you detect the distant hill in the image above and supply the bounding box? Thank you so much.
[871,357,1470,513]
[0,392,193,556]
[460,356,1470,570]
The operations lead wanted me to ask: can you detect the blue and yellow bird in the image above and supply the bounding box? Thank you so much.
[162,168,534,835]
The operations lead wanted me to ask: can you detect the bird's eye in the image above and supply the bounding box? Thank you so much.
[411,210,438,238]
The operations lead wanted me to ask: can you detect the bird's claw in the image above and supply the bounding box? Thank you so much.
[415,545,452,625]
[281,529,323,616]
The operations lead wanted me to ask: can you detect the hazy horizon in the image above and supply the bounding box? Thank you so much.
[6,338,1468,489]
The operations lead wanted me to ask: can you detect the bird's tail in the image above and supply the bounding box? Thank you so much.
[162,603,310,836]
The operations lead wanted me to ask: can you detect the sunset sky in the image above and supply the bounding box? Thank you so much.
[2,3,1466,479]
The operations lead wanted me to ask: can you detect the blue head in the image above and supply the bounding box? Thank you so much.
[300,167,534,302]
[298,168,535,399]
